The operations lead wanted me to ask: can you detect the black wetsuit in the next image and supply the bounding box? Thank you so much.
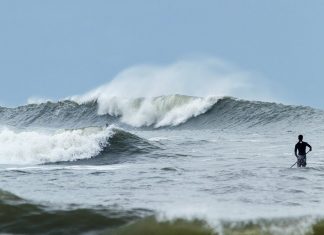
[294,141,312,167]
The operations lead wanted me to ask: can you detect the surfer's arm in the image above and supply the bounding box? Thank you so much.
[306,143,312,151]
[294,145,298,157]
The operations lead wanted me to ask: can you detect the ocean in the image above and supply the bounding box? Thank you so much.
[1,95,324,235]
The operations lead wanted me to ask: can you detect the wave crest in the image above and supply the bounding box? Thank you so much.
[92,95,218,127]
[0,126,114,164]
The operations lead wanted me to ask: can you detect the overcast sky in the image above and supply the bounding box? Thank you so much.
[0,0,323,108]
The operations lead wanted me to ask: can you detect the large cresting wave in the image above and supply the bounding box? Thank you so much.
[1,95,324,130]
[82,95,219,128]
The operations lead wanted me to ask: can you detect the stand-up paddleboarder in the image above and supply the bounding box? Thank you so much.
[294,135,312,167]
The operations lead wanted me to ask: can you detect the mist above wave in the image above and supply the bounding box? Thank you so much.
[71,58,272,102]
[70,58,272,127]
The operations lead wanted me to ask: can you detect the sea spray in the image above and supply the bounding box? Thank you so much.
[70,58,271,103]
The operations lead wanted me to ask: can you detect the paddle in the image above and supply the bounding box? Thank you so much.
[290,150,311,168]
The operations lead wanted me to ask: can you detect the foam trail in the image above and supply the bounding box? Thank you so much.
[0,126,114,165]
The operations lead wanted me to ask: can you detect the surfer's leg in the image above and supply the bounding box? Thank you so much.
[302,157,307,167]
[299,155,306,167]
[297,156,303,167]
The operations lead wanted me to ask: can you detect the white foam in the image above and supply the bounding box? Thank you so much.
[0,126,114,165]
[148,137,170,142]
[5,164,128,171]
[91,95,218,127]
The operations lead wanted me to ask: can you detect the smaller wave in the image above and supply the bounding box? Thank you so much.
[0,189,214,235]
[0,126,159,165]
[0,189,146,235]
[68,129,160,165]
[0,126,114,165]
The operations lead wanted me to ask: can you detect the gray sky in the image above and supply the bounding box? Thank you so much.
[0,0,323,108]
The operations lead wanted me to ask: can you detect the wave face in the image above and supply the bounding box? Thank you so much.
[1,95,324,129]
[0,100,117,129]
[176,97,324,130]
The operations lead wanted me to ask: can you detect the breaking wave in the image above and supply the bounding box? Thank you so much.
[1,95,324,130]
[86,95,219,128]
[0,126,157,165]
[0,126,113,164]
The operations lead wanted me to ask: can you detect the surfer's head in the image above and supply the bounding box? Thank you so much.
[298,135,303,141]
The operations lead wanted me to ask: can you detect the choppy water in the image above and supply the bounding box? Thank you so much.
[1,95,324,235]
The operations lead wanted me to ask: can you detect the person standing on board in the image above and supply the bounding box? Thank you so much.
[294,135,312,167]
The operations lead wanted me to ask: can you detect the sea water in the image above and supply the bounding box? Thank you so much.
[1,96,324,235]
